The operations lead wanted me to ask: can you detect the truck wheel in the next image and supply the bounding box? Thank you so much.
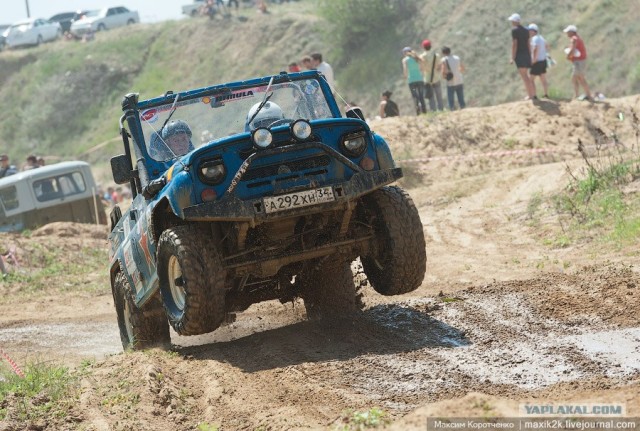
[112,270,170,351]
[360,185,426,295]
[157,226,226,336]
[97,24,106,31]
[300,256,362,320]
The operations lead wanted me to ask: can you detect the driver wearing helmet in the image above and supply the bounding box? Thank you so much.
[246,101,284,131]
[160,119,195,158]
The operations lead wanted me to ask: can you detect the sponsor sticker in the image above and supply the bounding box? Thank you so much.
[141,109,158,123]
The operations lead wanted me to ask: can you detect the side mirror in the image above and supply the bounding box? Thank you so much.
[111,154,132,184]
[346,107,365,121]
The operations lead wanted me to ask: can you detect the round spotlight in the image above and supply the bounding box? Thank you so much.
[198,160,226,185]
[290,120,312,141]
[341,134,367,157]
[252,128,273,149]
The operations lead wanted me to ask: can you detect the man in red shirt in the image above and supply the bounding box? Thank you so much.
[564,25,592,101]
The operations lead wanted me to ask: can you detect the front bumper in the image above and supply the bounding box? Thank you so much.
[183,167,403,222]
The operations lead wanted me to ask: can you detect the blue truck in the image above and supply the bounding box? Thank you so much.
[108,70,427,350]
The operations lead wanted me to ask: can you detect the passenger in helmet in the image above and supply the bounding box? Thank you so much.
[148,132,165,160]
[161,119,195,157]
[246,101,285,131]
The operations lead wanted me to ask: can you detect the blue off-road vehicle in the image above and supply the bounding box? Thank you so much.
[108,71,426,350]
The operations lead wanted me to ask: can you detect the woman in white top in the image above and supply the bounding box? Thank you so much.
[528,23,550,98]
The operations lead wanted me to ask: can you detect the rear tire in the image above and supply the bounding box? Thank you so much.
[112,270,171,351]
[360,185,427,295]
[300,256,362,320]
[157,226,226,336]
[97,24,106,31]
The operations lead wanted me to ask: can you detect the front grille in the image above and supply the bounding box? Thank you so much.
[242,155,331,182]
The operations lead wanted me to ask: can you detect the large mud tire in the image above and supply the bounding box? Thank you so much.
[112,270,171,351]
[157,225,226,336]
[300,257,362,320]
[360,185,427,295]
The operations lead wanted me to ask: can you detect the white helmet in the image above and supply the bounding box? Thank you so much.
[246,101,284,130]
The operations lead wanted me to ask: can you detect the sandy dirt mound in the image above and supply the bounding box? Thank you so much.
[31,222,108,240]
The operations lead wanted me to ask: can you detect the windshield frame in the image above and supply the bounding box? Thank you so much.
[134,71,340,163]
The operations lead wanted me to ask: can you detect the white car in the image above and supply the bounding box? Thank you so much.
[3,18,61,48]
[70,6,139,35]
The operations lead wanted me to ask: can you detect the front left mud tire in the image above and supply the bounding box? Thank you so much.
[157,225,227,336]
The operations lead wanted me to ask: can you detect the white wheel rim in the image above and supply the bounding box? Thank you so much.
[123,298,134,341]
[168,255,186,311]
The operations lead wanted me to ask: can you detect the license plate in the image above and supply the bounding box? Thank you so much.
[264,187,335,214]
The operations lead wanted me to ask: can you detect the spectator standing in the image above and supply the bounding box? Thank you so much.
[509,13,535,100]
[528,23,550,98]
[22,155,39,171]
[0,155,18,178]
[379,91,400,118]
[104,186,115,204]
[402,47,426,115]
[111,187,122,204]
[310,53,335,89]
[419,39,444,111]
[440,46,466,110]
[216,0,228,14]
[257,0,268,14]
[564,25,592,101]
[288,62,301,73]
[301,55,313,70]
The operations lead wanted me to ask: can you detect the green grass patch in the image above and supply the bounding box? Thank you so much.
[336,407,390,430]
[0,243,108,298]
[0,362,77,422]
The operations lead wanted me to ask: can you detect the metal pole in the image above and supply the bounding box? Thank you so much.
[25,0,30,18]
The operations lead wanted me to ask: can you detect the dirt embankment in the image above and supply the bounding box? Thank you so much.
[1,97,639,430]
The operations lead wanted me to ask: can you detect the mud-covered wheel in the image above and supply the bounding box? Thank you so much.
[300,256,362,320]
[360,185,427,295]
[157,225,226,336]
[112,270,170,351]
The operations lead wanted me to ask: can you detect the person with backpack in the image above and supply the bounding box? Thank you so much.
[419,39,444,111]
[440,46,466,110]
[402,47,427,115]
[379,91,400,118]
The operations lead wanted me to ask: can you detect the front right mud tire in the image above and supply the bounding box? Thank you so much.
[157,226,226,336]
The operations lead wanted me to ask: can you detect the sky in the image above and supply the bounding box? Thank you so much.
[2,0,188,25]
